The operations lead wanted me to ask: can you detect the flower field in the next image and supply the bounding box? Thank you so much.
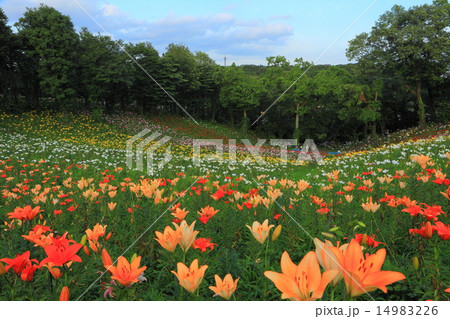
[0,112,449,301]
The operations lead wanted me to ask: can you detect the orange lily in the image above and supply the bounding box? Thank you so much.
[7,205,42,221]
[1,251,38,275]
[86,223,107,253]
[246,219,274,244]
[209,274,239,300]
[86,223,107,242]
[22,225,53,248]
[409,221,435,239]
[171,259,208,293]
[197,205,219,224]
[40,234,82,267]
[107,256,147,287]
[154,225,181,252]
[330,239,406,297]
[314,238,349,287]
[264,251,338,301]
[440,185,450,200]
[434,222,450,240]
[171,207,189,221]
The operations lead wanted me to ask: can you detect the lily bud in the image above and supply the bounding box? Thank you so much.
[130,253,137,263]
[59,286,69,301]
[0,262,6,275]
[361,234,368,246]
[80,234,87,246]
[412,257,419,271]
[424,221,433,239]
[83,245,90,256]
[271,225,282,242]
[105,232,112,241]
[102,249,113,268]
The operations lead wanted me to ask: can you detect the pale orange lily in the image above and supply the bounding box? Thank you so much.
[107,256,147,287]
[361,197,381,213]
[264,251,338,301]
[410,154,431,169]
[209,274,239,300]
[154,225,181,252]
[344,195,353,203]
[314,238,349,287]
[330,239,405,297]
[171,259,208,293]
[246,219,274,244]
[172,220,199,253]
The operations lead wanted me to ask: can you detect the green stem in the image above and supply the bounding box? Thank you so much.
[263,237,270,300]
[179,285,184,301]
[29,282,34,301]
[73,262,84,286]
[432,240,440,299]
[10,275,17,300]
[330,285,335,301]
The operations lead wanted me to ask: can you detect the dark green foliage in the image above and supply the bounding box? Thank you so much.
[0,1,449,142]
[15,4,79,111]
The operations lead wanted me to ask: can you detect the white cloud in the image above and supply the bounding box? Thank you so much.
[122,12,293,57]
[0,0,295,64]
[101,4,121,17]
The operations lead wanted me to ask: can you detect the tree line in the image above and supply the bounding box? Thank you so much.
[0,1,448,142]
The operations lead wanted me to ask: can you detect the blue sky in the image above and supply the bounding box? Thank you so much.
[0,0,434,65]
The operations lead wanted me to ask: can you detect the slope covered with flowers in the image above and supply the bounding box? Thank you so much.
[0,112,448,301]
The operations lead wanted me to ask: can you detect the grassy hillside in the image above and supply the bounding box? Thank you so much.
[0,110,448,301]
